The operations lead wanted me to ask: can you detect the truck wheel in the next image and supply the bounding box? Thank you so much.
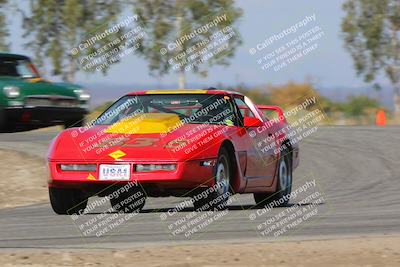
[110,186,146,213]
[49,187,88,215]
[254,151,292,208]
[0,106,7,132]
[192,147,232,211]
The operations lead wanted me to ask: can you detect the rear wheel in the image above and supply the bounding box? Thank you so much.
[192,147,232,211]
[49,187,88,215]
[110,186,146,213]
[254,150,292,207]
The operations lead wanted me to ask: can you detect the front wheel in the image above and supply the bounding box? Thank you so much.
[192,147,232,211]
[49,187,88,215]
[254,151,292,207]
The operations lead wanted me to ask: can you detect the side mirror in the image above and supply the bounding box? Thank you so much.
[256,105,286,123]
[243,117,263,127]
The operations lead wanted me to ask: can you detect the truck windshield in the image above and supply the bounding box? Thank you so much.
[0,58,40,78]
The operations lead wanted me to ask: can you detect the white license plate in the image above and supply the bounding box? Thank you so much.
[99,164,131,181]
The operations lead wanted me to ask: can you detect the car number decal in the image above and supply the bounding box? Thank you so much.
[94,137,160,148]
[123,138,160,147]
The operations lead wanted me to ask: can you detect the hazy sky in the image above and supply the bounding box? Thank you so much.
[5,0,386,89]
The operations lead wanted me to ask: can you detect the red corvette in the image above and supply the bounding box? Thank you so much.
[47,89,299,214]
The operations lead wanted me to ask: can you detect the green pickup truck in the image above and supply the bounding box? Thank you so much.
[0,52,90,131]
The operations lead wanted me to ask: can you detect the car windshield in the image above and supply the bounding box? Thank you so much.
[95,94,236,126]
[0,58,40,78]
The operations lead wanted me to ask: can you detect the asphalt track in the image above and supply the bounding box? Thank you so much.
[0,126,399,248]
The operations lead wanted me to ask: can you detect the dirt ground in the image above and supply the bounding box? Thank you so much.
[0,235,399,266]
[0,149,48,208]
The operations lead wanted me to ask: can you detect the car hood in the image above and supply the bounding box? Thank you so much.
[48,114,233,162]
[0,76,78,98]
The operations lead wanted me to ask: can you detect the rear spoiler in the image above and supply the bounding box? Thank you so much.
[256,105,286,123]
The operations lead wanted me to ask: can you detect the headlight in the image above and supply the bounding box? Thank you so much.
[136,164,176,172]
[3,86,20,98]
[60,164,97,171]
[73,89,91,101]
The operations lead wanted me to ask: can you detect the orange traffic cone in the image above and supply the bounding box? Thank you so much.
[375,108,386,126]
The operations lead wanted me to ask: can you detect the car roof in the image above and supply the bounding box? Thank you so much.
[0,52,30,60]
[126,89,244,96]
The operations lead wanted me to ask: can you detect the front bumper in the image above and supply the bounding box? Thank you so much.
[5,106,87,125]
[48,159,217,191]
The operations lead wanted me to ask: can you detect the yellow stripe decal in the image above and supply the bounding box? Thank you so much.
[105,113,181,134]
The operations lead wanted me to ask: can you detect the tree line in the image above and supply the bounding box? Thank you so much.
[0,0,399,121]
[0,0,242,89]
[235,82,382,125]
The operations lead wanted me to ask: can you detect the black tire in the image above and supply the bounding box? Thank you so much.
[254,150,292,208]
[0,106,7,132]
[192,146,232,211]
[110,186,146,213]
[49,187,88,215]
[64,116,85,129]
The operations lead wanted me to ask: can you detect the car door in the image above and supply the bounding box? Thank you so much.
[233,96,277,188]
[234,96,267,186]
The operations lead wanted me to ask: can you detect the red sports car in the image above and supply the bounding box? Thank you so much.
[47,89,299,214]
